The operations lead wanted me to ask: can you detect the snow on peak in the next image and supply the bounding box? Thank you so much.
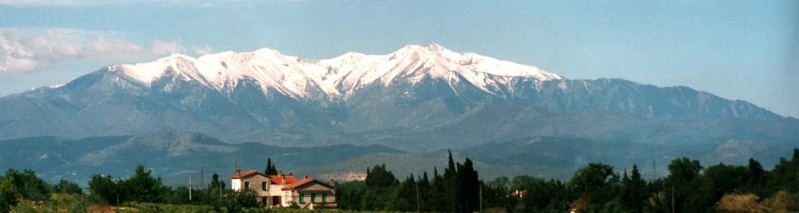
[109,53,222,89]
[108,44,563,99]
[426,43,445,52]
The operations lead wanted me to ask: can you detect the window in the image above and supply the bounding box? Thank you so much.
[262,182,267,190]
[299,193,304,203]
[322,193,328,203]
[244,182,250,190]
[311,193,316,203]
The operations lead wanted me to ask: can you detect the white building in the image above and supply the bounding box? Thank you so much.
[231,168,336,209]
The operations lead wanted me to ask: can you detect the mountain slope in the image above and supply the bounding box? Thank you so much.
[0,44,794,151]
[0,133,403,185]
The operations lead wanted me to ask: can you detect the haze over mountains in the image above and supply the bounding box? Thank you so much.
[0,44,796,184]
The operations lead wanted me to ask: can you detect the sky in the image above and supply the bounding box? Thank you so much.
[1,0,797,117]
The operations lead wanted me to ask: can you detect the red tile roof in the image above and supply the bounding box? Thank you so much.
[281,178,335,190]
[282,178,316,190]
[231,170,262,179]
[270,174,298,185]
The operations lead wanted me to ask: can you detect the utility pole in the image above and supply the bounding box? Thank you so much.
[201,168,204,190]
[189,175,193,202]
[479,185,483,213]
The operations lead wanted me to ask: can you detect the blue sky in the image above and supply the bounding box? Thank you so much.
[1,0,797,117]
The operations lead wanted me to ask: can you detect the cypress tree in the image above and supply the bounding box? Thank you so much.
[264,158,278,175]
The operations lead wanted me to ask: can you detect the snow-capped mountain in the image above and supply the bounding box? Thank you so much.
[0,44,795,151]
[107,43,561,99]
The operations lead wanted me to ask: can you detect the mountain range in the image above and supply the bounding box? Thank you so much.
[0,44,797,183]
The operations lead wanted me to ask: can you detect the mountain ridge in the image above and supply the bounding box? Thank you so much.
[101,43,562,100]
[0,44,793,151]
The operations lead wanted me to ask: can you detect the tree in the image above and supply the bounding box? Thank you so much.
[620,164,647,212]
[747,158,766,192]
[264,158,278,176]
[514,176,550,212]
[430,167,446,212]
[0,177,19,213]
[417,172,432,211]
[4,169,50,201]
[209,172,225,190]
[767,149,799,194]
[697,163,748,211]
[125,165,169,203]
[394,174,417,211]
[335,181,367,210]
[87,174,121,204]
[365,164,397,188]
[443,150,459,212]
[666,157,703,212]
[455,158,480,213]
[511,175,540,191]
[53,179,83,194]
[223,189,259,212]
[569,163,619,211]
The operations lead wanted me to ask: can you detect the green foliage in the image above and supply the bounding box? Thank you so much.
[694,163,749,211]
[747,158,766,192]
[53,179,83,194]
[335,181,367,210]
[265,158,278,176]
[0,177,19,213]
[664,157,703,212]
[338,151,482,213]
[87,165,169,205]
[619,165,647,212]
[454,158,480,212]
[365,164,396,188]
[222,189,260,212]
[569,163,619,211]
[87,174,122,205]
[126,165,169,203]
[3,169,50,201]
[767,148,799,194]
[9,148,799,213]
[122,202,220,213]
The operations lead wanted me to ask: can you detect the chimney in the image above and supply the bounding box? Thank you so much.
[328,179,336,188]
[304,175,308,179]
[235,160,241,178]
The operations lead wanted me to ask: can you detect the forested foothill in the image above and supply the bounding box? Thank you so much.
[3,150,799,212]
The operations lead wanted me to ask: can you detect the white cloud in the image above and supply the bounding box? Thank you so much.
[84,36,144,58]
[151,40,186,55]
[192,45,214,55]
[0,27,189,73]
[5,57,38,72]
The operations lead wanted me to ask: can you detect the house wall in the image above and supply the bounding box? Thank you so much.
[283,190,295,207]
[268,183,287,207]
[290,181,337,209]
[231,178,242,191]
[243,175,271,197]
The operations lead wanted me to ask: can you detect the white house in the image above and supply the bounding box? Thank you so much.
[231,167,336,209]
